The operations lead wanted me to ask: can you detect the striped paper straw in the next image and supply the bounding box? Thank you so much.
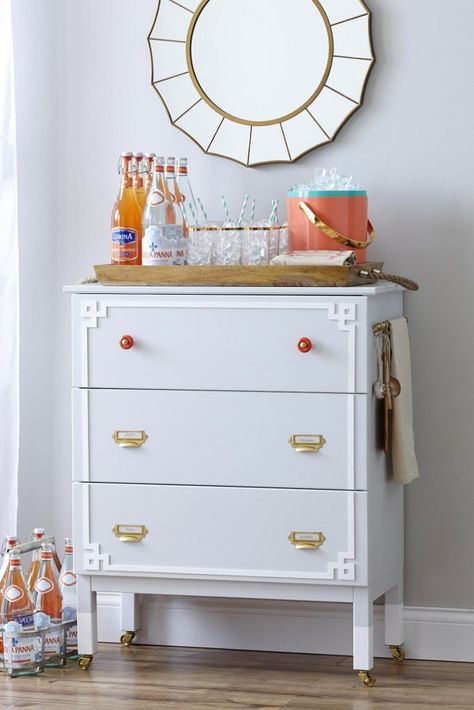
[250,198,256,222]
[221,195,230,222]
[272,199,279,225]
[237,193,249,227]
[197,196,208,221]
[188,199,199,225]
[268,200,276,224]
[181,201,190,228]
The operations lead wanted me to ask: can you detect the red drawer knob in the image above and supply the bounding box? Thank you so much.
[297,337,312,353]
[119,335,134,350]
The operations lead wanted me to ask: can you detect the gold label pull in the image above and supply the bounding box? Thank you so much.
[288,434,326,453]
[112,524,148,542]
[288,531,326,550]
[112,430,148,448]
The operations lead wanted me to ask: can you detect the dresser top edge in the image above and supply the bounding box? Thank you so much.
[63,283,403,297]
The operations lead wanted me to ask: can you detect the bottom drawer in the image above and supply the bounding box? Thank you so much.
[74,483,367,584]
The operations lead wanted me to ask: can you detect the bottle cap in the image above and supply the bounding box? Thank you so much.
[134,152,144,159]
[178,157,188,165]
[6,535,18,545]
[121,151,133,159]
[33,528,45,538]
[145,152,156,159]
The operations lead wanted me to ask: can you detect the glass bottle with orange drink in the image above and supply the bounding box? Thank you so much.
[1,548,40,673]
[32,543,64,663]
[0,535,20,666]
[111,152,142,265]
[132,152,146,214]
[0,535,20,593]
[27,528,61,592]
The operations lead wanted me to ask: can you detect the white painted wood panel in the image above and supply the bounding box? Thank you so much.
[74,483,367,584]
[73,295,364,392]
[76,389,368,489]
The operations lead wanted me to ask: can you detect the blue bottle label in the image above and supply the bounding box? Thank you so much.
[111,228,138,262]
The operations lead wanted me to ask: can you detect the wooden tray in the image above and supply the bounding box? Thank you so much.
[94,262,383,288]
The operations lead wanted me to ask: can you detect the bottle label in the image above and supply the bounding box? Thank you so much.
[4,635,41,670]
[66,624,78,651]
[4,614,40,669]
[43,628,64,657]
[34,577,54,594]
[14,613,35,627]
[111,228,138,262]
[142,225,186,266]
[4,585,24,603]
[148,190,163,207]
[59,571,77,587]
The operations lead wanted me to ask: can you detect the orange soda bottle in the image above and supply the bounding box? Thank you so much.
[32,544,64,662]
[32,544,61,621]
[132,152,146,214]
[1,548,39,671]
[27,528,61,592]
[0,535,20,593]
[0,535,20,663]
[111,152,142,265]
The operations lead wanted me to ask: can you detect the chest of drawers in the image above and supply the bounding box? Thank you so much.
[67,283,405,685]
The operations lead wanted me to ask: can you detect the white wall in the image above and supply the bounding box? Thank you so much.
[12,0,474,613]
[12,0,57,544]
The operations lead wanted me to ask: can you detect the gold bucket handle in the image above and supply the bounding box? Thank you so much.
[298,201,375,250]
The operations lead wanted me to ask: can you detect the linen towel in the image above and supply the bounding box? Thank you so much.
[271,250,356,266]
[390,318,420,484]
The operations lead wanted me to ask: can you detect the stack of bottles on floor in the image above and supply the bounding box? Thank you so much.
[112,153,196,266]
[0,531,77,676]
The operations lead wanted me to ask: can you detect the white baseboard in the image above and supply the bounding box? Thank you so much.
[96,593,474,663]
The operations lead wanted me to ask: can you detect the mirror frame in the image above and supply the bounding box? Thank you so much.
[147,0,375,167]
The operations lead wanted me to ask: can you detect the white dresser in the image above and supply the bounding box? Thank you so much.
[67,283,405,685]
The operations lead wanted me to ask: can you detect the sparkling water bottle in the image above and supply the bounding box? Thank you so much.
[59,537,77,654]
[142,157,187,265]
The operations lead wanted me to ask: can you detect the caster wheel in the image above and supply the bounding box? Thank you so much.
[389,645,406,662]
[358,671,376,687]
[77,655,93,671]
[120,631,136,647]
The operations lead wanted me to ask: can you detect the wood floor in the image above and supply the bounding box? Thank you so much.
[0,644,473,710]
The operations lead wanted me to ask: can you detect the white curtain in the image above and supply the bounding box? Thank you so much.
[0,0,19,541]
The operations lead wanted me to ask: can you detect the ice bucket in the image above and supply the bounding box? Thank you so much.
[287,190,374,263]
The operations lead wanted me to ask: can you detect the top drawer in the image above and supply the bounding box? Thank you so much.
[73,295,367,392]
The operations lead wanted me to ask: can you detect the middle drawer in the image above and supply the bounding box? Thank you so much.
[74,389,367,489]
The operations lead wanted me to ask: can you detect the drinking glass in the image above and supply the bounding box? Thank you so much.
[213,223,241,265]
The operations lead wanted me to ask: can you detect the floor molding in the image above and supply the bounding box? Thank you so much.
[96,594,474,662]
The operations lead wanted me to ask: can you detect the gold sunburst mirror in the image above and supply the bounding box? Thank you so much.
[148,0,374,167]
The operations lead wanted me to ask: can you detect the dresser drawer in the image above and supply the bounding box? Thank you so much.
[74,389,368,490]
[73,295,365,392]
[73,483,367,584]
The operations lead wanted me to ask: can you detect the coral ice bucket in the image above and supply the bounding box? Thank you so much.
[287,190,375,263]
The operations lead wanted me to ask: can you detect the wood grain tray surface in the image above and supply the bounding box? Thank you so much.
[94,262,384,288]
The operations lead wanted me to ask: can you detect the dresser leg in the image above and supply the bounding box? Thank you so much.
[77,574,98,656]
[120,593,140,646]
[353,588,374,673]
[385,570,405,659]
